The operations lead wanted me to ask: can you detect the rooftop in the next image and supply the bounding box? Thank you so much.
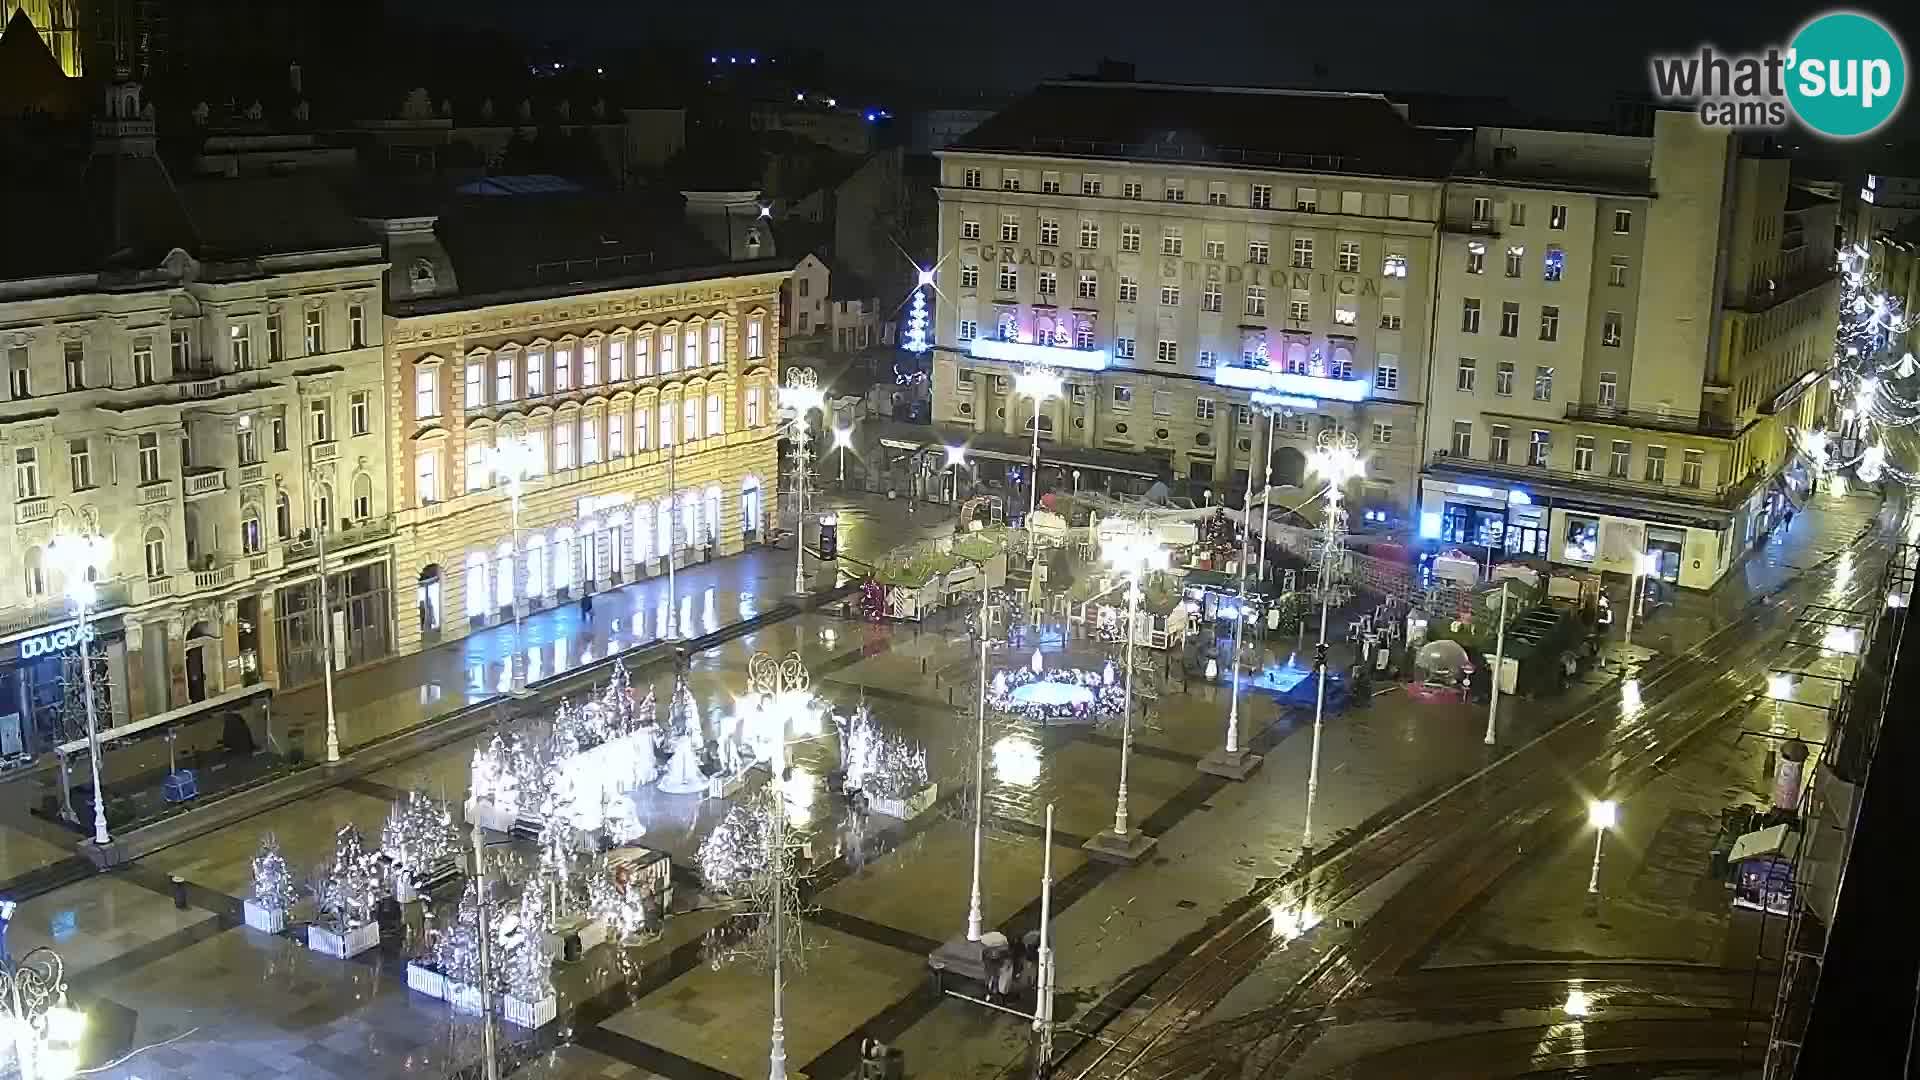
[950,81,1460,180]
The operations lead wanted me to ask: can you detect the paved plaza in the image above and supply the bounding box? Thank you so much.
[0,490,1888,1080]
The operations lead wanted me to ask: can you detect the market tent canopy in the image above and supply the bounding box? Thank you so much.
[1729,824,1792,864]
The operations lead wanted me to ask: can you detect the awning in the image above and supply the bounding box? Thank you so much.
[1729,823,1793,864]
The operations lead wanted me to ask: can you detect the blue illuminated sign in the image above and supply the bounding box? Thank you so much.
[1212,365,1370,402]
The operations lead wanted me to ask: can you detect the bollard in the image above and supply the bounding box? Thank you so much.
[171,875,188,909]
[922,657,929,673]
[948,686,954,706]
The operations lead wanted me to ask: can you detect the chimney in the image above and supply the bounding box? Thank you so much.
[681,189,774,262]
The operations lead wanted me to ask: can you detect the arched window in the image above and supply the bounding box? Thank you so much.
[632,502,653,563]
[241,506,263,554]
[144,527,167,578]
[681,491,699,549]
[1285,341,1309,375]
[312,482,334,534]
[352,473,373,520]
[22,547,45,597]
[493,541,514,609]
[657,495,675,556]
[276,491,292,539]
[741,477,763,538]
[465,551,489,617]
[525,532,546,597]
[704,485,723,546]
[554,526,576,589]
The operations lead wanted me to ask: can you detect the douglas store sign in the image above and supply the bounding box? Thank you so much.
[19,624,95,660]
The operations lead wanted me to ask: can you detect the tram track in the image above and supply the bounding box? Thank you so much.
[1057,525,1891,1080]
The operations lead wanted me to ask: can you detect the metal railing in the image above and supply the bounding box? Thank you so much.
[1427,452,1740,506]
[1563,401,1738,437]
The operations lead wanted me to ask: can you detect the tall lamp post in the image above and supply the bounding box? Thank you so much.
[1200,432,1264,780]
[780,369,825,596]
[942,444,968,505]
[832,424,854,488]
[1248,395,1293,583]
[47,531,111,847]
[0,946,86,1080]
[1086,523,1168,864]
[1587,799,1618,893]
[1484,580,1510,746]
[1014,367,1063,559]
[304,464,343,762]
[931,558,996,978]
[1301,432,1363,853]
[489,428,543,697]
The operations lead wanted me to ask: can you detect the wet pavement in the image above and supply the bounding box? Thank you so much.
[0,488,1893,1080]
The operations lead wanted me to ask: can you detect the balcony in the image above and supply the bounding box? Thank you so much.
[191,562,237,591]
[138,480,174,504]
[239,462,265,485]
[1428,451,1744,508]
[183,468,229,499]
[283,514,396,563]
[14,496,51,526]
[1443,215,1501,237]
[310,441,339,463]
[1563,402,1738,438]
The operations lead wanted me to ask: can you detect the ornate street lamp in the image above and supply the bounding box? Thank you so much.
[488,427,544,696]
[1085,523,1168,864]
[1301,433,1363,853]
[46,529,111,847]
[780,370,826,596]
[1012,367,1063,561]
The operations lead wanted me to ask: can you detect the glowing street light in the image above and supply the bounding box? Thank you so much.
[1587,799,1617,894]
[0,945,85,1080]
[942,444,968,503]
[489,430,545,695]
[780,370,826,595]
[1301,433,1363,851]
[46,529,111,846]
[1201,434,1264,780]
[1086,524,1169,863]
[832,424,854,486]
[1013,367,1063,564]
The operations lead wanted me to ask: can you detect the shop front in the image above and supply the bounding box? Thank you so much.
[0,616,132,764]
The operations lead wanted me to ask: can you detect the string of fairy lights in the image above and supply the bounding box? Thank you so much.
[1797,243,1918,489]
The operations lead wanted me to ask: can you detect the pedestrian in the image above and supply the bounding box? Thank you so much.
[580,592,594,620]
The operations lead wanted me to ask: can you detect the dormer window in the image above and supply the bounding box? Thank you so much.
[409,258,437,293]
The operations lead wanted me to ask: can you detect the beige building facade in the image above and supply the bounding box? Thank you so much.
[369,195,789,662]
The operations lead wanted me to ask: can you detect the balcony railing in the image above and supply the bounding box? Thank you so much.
[284,514,397,563]
[14,497,51,526]
[239,463,265,485]
[310,441,339,463]
[138,480,174,504]
[183,468,228,498]
[1429,451,1740,506]
[1563,402,1738,437]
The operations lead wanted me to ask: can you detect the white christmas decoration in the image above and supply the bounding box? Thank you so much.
[381,791,460,883]
[839,706,929,802]
[251,832,297,911]
[904,286,929,354]
[316,824,381,931]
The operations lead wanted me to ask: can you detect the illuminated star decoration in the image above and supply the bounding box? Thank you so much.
[903,267,933,354]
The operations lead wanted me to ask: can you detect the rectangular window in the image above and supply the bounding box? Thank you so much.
[1500,302,1520,337]
[1078,272,1098,300]
[1466,241,1486,274]
[68,438,90,490]
[1510,201,1528,226]
[582,342,600,385]
[636,407,651,450]
[1039,270,1058,297]
[528,349,548,395]
[1002,172,1020,191]
[1159,284,1180,306]
[1549,204,1568,229]
[1338,241,1360,273]
[1289,298,1310,322]
[1372,422,1393,445]
[1495,361,1514,396]
[1613,209,1633,234]
[1602,312,1623,347]
[1457,357,1477,392]
[415,448,439,502]
[1598,371,1618,406]
[1644,444,1666,482]
[1250,184,1273,209]
[1382,252,1407,278]
[496,353,515,400]
[304,308,324,353]
[133,339,155,385]
[1123,179,1143,199]
[958,319,978,341]
[1505,245,1524,277]
[228,323,252,369]
[1248,240,1270,264]
[1118,276,1138,303]
[1195,397,1216,421]
[636,334,653,376]
[271,411,286,452]
[415,368,439,418]
[1489,424,1511,463]
[466,441,489,492]
[554,419,575,470]
[608,412,626,457]
[236,424,257,465]
[582,415,601,463]
[608,338,627,381]
[682,396,700,441]
[1682,449,1704,488]
[1075,323,1095,350]
[1543,247,1565,282]
[1573,436,1595,472]
[1207,181,1228,206]
[465,362,485,408]
[1235,405,1253,426]
[349,303,367,348]
[746,317,763,358]
[1295,187,1317,212]
[1374,356,1400,391]
[1080,220,1099,248]
[1202,282,1222,312]
[1609,440,1630,478]
[1245,284,1267,316]
[351,390,371,435]
[998,264,1018,292]
[1152,390,1172,416]
[1291,236,1313,268]
[1161,227,1183,256]
[683,331,698,371]
[963,168,981,189]
[1534,365,1555,401]
[1529,430,1551,467]
[309,397,332,443]
[1001,214,1019,242]
[1155,340,1178,364]
[1112,385,1133,408]
[1608,257,1629,287]
[1081,174,1103,196]
[1380,297,1403,330]
[1116,336,1135,359]
[962,219,981,240]
[1120,224,1141,252]
[13,448,37,498]
[266,314,283,361]
[1539,305,1560,341]
[1341,190,1364,215]
[61,340,84,391]
[138,433,161,483]
[707,393,724,437]
[1164,179,1185,202]
[1472,196,1492,224]
[1040,218,1059,246]
[1042,171,1061,194]
[1333,302,1357,326]
[1388,192,1410,217]
[1461,298,1481,333]
[659,332,677,374]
